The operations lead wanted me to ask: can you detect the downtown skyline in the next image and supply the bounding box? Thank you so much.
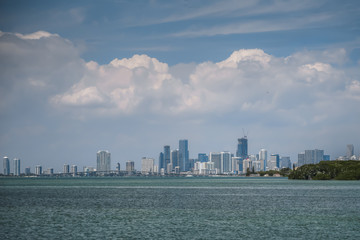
[0,1,359,172]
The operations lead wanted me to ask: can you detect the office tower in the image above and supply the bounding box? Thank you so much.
[252,160,261,172]
[13,158,20,176]
[116,162,121,174]
[243,159,252,173]
[198,153,209,162]
[267,154,279,170]
[164,145,170,173]
[210,152,221,174]
[158,152,164,172]
[259,149,267,171]
[171,149,179,171]
[347,144,354,158]
[35,165,42,175]
[3,156,10,175]
[304,149,324,164]
[97,150,111,173]
[298,153,305,167]
[71,165,77,176]
[141,157,155,174]
[126,161,135,173]
[188,158,195,171]
[236,137,248,159]
[221,151,232,173]
[232,157,241,173]
[323,155,330,161]
[25,167,31,175]
[179,140,189,172]
[63,164,70,174]
[280,157,291,169]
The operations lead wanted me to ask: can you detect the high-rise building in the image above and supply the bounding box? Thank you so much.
[63,164,70,174]
[97,150,111,173]
[3,156,10,175]
[221,151,232,173]
[280,157,291,169]
[323,155,330,161]
[236,137,248,159]
[171,149,179,171]
[158,152,164,172]
[198,153,209,162]
[71,165,77,176]
[267,154,279,170]
[13,158,20,176]
[25,167,31,175]
[232,157,241,173]
[304,149,324,164]
[259,149,267,171]
[35,165,42,175]
[298,153,305,167]
[164,145,170,173]
[141,157,155,174]
[116,162,121,174]
[347,144,354,158]
[179,140,189,172]
[210,152,221,174]
[126,161,135,173]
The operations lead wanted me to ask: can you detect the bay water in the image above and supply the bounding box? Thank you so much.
[1,177,359,239]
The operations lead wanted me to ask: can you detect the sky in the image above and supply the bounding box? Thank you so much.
[1,0,360,172]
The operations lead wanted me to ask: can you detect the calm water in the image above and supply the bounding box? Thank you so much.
[1,177,359,239]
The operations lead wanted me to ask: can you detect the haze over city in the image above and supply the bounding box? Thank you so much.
[1,0,360,172]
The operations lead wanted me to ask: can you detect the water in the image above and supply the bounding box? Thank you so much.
[1,177,359,239]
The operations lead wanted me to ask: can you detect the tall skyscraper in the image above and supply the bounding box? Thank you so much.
[280,157,291,169]
[221,151,232,173]
[13,158,20,176]
[141,157,155,174]
[298,153,305,167]
[126,161,135,173]
[71,165,77,176]
[97,150,111,173]
[158,152,164,172]
[347,144,354,158]
[63,164,70,174]
[3,156,10,175]
[171,149,179,171]
[236,137,248,159]
[25,167,31,175]
[304,149,324,164]
[179,139,189,172]
[116,162,121,174]
[259,149,267,171]
[210,152,221,174]
[164,145,170,173]
[267,154,279,170]
[35,165,42,175]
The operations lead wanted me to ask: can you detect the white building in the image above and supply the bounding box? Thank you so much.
[97,150,111,173]
[259,149,267,171]
[221,151,232,173]
[194,161,215,175]
[141,157,155,174]
[13,158,20,176]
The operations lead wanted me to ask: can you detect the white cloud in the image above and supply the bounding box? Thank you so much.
[15,31,58,40]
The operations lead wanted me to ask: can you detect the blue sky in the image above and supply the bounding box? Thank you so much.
[1,0,360,172]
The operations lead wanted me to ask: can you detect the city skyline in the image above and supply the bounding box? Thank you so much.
[1,1,359,172]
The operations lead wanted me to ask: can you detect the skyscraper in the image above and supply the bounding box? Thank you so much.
[171,149,179,171]
[198,153,208,162]
[3,156,10,175]
[347,144,354,158]
[210,152,221,174]
[35,165,42,175]
[298,153,305,167]
[267,154,279,170]
[236,137,248,159]
[179,139,189,172]
[13,158,20,176]
[259,149,267,171]
[141,157,155,174]
[164,145,170,173]
[221,151,232,173]
[126,161,135,173]
[158,152,164,172]
[97,150,111,173]
[63,164,70,174]
[71,165,77,176]
[304,149,324,165]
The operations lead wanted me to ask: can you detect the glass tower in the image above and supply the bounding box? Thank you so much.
[179,140,189,172]
[236,137,248,159]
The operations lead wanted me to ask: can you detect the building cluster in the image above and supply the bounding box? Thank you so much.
[2,140,359,177]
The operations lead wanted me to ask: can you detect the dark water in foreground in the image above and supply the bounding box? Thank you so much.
[0,177,359,239]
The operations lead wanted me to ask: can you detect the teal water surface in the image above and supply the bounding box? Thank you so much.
[1,177,359,239]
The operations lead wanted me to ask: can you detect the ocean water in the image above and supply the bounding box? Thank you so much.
[1,177,359,239]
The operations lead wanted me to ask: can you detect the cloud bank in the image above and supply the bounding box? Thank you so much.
[1,30,359,170]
